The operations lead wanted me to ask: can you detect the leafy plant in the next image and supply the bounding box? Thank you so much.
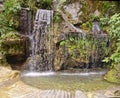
[53,12,62,23]
[4,0,22,28]
[0,0,22,35]
[103,13,120,64]
[60,35,109,63]
[109,13,120,39]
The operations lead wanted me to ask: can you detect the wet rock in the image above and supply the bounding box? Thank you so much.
[54,47,65,71]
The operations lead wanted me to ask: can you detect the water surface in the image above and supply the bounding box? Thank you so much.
[21,71,118,92]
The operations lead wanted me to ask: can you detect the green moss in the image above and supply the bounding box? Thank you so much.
[80,21,92,31]
[1,32,20,40]
[53,12,62,23]
[0,55,7,64]
[105,65,120,84]
[0,31,25,59]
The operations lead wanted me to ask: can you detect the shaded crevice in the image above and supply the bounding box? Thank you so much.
[6,55,27,70]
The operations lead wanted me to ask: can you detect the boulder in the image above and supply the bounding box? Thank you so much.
[63,2,82,24]
[104,64,120,84]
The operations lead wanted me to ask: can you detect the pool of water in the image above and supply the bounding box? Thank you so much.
[21,70,118,92]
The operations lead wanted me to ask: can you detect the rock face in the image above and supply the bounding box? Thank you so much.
[52,1,113,71]
[18,8,33,35]
[54,47,65,71]
[63,2,82,24]
[1,0,115,71]
[0,32,29,69]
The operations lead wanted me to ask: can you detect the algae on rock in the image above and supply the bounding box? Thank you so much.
[105,64,120,84]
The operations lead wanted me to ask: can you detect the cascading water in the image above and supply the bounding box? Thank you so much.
[27,9,53,72]
[23,8,110,72]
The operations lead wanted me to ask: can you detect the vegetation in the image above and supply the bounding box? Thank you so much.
[108,13,120,64]
[0,0,119,83]
[102,13,120,83]
[103,13,120,65]
[60,35,109,64]
[0,0,22,57]
[0,0,21,34]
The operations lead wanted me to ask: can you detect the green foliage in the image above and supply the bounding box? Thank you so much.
[0,0,22,35]
[1,32,20,40]
[100,17,109,31]
[60,35,109,63]
[4,0,21,28]
[99,1,116,17]
[60,41,65,46]
[80,21,92,31]
[4,0,21,15]
[103,13,120,84]
[53,12,62,23]
[109,13,120,39]
[103,13,120,64]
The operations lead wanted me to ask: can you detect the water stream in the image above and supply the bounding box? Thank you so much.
[27,9,53,72]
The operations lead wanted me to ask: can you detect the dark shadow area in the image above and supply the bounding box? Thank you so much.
[6,54,27,70]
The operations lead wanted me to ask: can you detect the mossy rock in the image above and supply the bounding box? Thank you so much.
[104,64,120,84]
[0,32,27,55]
[0,52,7,64]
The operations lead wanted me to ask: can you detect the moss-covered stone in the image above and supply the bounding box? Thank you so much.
[0,32,27,55]
[0,32,28,68]
[104,64,120,84]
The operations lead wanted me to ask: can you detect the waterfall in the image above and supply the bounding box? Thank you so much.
[27,9,53,72]
[23,9,109,72]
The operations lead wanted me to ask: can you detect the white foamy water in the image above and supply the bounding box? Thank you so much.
[22,72,55,77]
[21,71,106,77]
[60,71,106,76]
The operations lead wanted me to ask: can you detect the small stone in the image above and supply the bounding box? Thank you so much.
[94,9,100,17]
[75,90,88,98]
